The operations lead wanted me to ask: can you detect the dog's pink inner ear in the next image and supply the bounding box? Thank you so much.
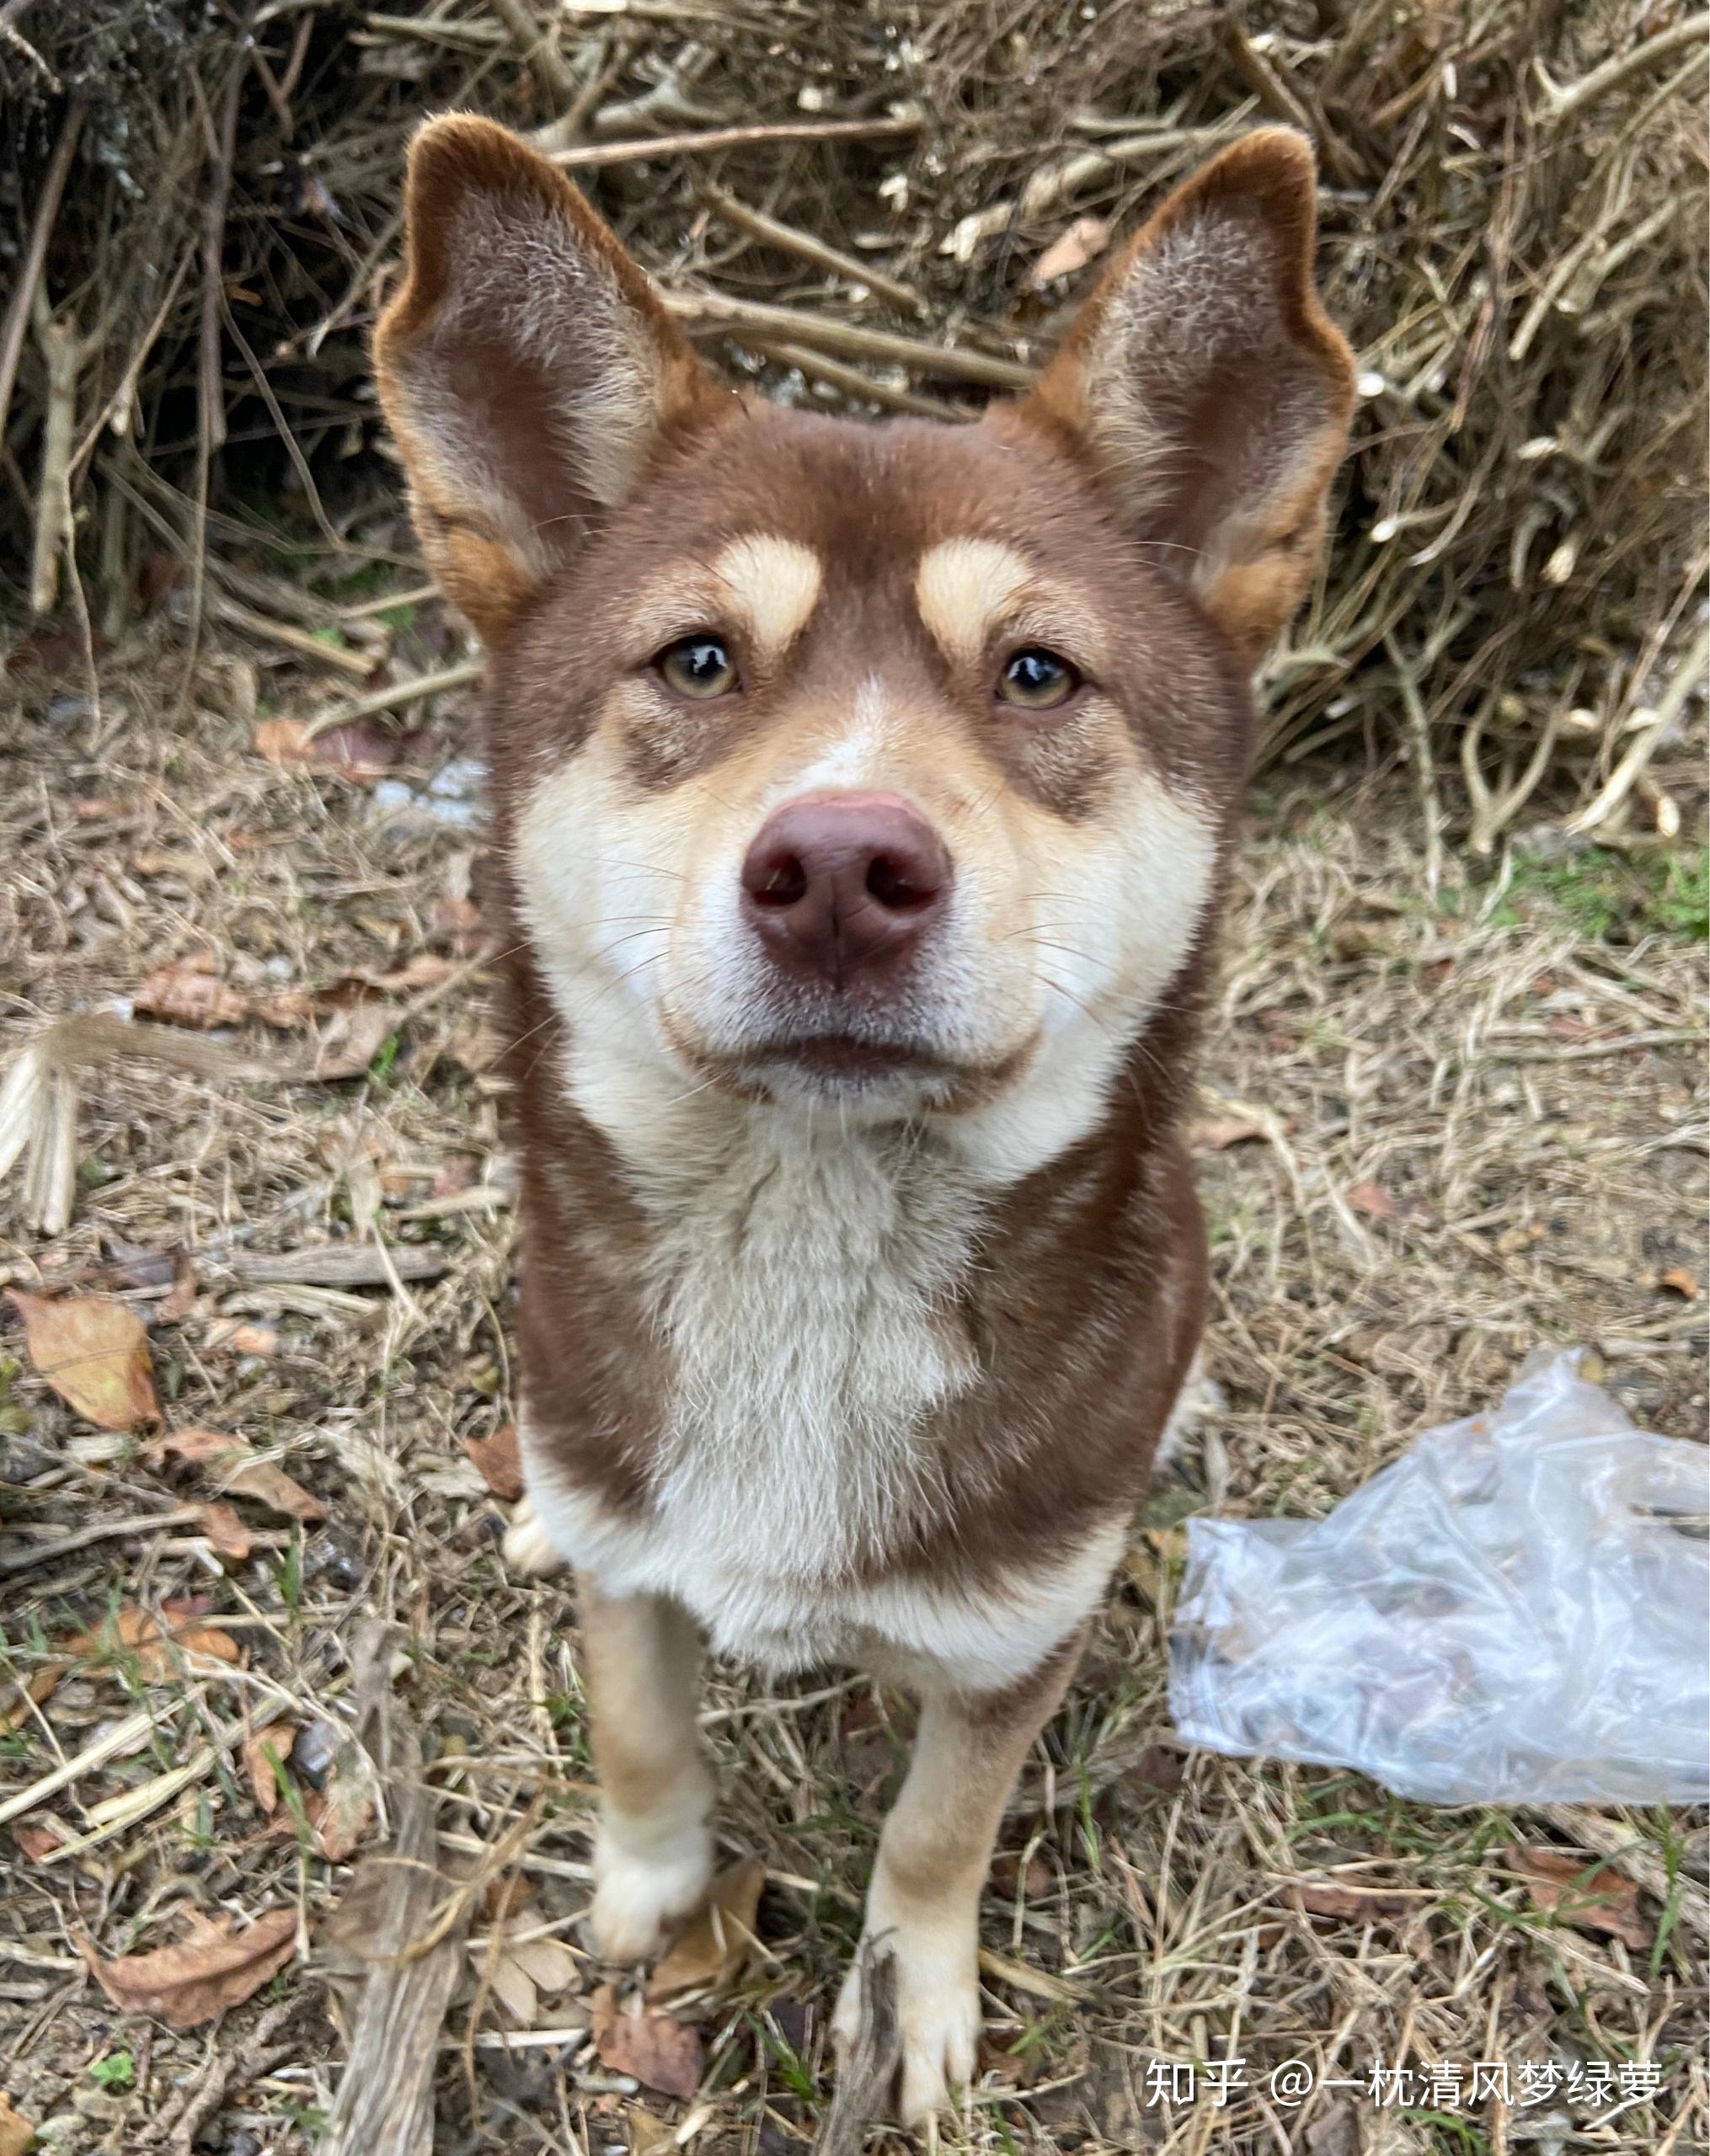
[373,115,719,643]
[1018,127,1355,665]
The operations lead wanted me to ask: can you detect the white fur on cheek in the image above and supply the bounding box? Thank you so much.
[514,737,688,1073]
[513,691,1217,1195]
[949,769,1218,1184]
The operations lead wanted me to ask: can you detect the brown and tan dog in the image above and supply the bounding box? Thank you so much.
[375,115,1352,2122]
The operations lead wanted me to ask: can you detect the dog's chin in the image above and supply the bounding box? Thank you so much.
[670,1024,1041,1121]
[748,1041,963,1117]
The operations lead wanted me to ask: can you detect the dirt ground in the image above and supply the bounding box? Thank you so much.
[0,641,1704,2156]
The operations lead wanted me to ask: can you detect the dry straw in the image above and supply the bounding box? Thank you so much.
[1,13,1705,2151]
[3,3,1705,840]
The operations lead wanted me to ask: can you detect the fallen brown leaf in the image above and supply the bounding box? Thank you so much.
[1029,214,1109,285]
[8,1290,161,1431]
[193,1502,254,1562]
[991,1850,1054,1899]
[481,1924,580,2025]
[135,958,250,1031]
[12,1822,65,1863]
[590,1983,704,2101]
[204,1321,280,1357]
[649,1859,765,1999]
[158,1251,200,1324]
[244,1725,296,1816]
[505,1934,579,1997]
[312,1001,396,1082]
[462,1422,524,1502]
[0,2092,35,2156]
[306,1752,377,1863]
[446,1018,502,1075]
[483,1876,534,1926]
[1285,1881,1417,1924]
[1345,1179,1402,1219]
[255,716,400,782]
[318,1852,403,1959]
[486,1948,540,2025]
[253,988,318,1030]
[79,1906,297,2030]
[1509,1845,1651,1951]
[146,1429,325,1521]
[624,2105,676,2156]
[147,1426,244,1470]
[1659,1265,1699,1298]
[1119,1744,1184,1798]
[0,1664,67,1736]
[72,1606,242,1680]
[222,1457,327,1524]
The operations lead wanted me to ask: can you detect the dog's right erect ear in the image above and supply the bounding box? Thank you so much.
[1017,128,1355,665]
[374,115,721,643]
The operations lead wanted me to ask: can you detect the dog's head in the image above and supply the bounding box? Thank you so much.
[376,119,1352,1175]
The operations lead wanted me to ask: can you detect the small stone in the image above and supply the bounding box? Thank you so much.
[304,1534,364,1589]
[290,1719,339,1790]
[72,2087,128,2121]
[0,1436,58,1481]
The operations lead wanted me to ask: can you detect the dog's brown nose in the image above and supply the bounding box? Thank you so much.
[741,791,950,985]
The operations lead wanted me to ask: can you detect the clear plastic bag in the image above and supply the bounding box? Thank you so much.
[1168,1350,1709,1805]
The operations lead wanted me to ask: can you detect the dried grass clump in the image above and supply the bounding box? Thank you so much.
[2,1,1704,841]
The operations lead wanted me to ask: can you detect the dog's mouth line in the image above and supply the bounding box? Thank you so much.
[731,1035,958,1079]
[661,1026,1047,1104]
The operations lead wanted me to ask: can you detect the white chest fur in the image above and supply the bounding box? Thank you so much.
[647,1111,982,1570]
[521,1093,1127,1690]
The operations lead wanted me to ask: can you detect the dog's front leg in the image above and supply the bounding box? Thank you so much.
[834,1641,1080,2124]
[579,1580,715,1960]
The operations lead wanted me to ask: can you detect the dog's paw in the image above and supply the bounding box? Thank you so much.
[502,1494,567,1577]
[833,1922,981,2126]
[589,1820,713,1962]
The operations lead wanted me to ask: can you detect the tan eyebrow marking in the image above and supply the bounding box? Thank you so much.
[915,538,1033,668]
[713,534,822,660]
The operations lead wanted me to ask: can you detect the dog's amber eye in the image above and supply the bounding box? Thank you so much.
[997,648,1078,710]
[657,635,737,699]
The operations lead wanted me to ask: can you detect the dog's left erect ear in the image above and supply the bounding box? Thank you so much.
[374,116,722,643]
[1018,128,1355,664]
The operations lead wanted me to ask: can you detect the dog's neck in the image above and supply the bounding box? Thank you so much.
[516,1014,991,1576]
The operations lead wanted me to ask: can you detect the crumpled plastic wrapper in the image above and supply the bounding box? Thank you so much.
[1168,1350,1708,1805]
